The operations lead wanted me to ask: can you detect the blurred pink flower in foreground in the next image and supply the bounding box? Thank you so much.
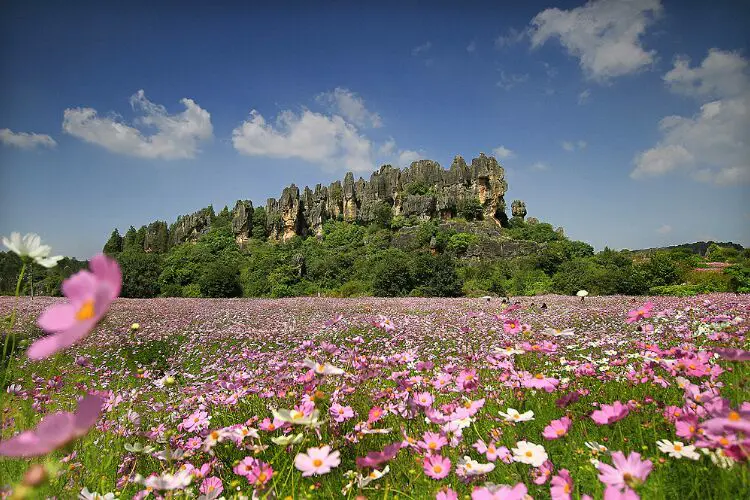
[597,451,652,497]
[28,254,121,360]
[0,393,104,457]
[591,401,630,425]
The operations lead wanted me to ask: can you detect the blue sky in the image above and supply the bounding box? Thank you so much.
[1,0,749,259]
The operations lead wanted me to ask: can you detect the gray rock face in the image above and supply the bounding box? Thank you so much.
[232,200,253,245]
[511,200,527,220]
[144,221,169,253]
[170,207,214,246]
[263,152,509,240]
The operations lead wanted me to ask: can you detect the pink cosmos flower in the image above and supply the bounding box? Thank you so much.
[199,477,223,498]
[180,410,210,433]
[523,373,560,393]
[473,439,510,462]
[591,401,630,425]
[503,318,522,334]
[414,391,434,407]
[532,460,554,485]
[355,442,402,468]
[550,469,574,500]
[0,393,103,457]
[597,451,653,493]
[294,446,341,476]
[418,431,448,452]
[29,254,121,360]
[543,416,572,440]
[456,369,478,391]
[471,483,528,500]
[368,406,384,423]
[423,454,451,479]
[626,302,653,323]
[436,487,458,500]
[330,403,355,423]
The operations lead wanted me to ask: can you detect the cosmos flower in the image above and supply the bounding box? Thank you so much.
[499,408,534,422]
[294,446,341,476]
[423,454,451,479]
[597,451,652,493]
[543,416,572,440]
[0,394,103,457]
[591,401,629,425]
[550,469,574,500]
[2,231,63,268]
[656,440,700,460]
[512,441,549,467]
[29,254,121,360]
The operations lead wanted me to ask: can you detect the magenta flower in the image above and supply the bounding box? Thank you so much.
[713,347,750,361]
[626,302,653,323]
[29,254,121,360]
[436,487,458,500]
[523,373,560,392]
[591,401,630,425]
[418,431,448,452]
[423,454,451,479]
[355,442,402,468]
[543,416,572,440]
[0,393,103,457]
[550,469,574,500]
[597,451,653,493]
[503,318,522,334]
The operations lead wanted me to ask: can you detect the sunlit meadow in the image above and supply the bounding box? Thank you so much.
[1,268,749,499]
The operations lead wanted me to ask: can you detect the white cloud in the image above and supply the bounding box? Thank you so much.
[656,224,672,234]
[316,87,382,129]
[632,49,750,185]
[62,90,212,160]
[561,140,587,152]
[412,41,432,56]
[378,138,396,157]
[529,161,549,171]
[495,27,526,48]
[398,149,422,166]
[664,49,748,98]
[497,71,530,90]
[232,108,374,173]
[578,89,592,104]
[0,129,56,149]
[529,0,662,81]
[492,145,515,159]
[466,40,477,53]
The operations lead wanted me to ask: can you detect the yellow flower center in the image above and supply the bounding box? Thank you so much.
[729,411,740,421]
[76,299,96,320]
[291,410,304,420]
[210,431,219,439]
[674,444,682,451]
[556,428,565,435]
[525,451,533,457]
[312,459,323,467]
[428,442,437,449]
[258,472,268,483]
[719,437,729,446]
[432,465,442,473]
[535,373,544,379]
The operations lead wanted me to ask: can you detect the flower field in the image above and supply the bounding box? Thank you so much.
[1,293,749,499]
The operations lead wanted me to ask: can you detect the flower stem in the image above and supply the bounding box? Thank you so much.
[1,263,26,429]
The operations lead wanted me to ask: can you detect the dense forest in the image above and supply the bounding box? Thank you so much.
[3,205,747,298]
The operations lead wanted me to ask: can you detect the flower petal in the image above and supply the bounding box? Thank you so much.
[27,319,95,360]
[37,303,77,332]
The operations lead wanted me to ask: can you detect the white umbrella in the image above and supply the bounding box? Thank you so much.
[576,290,589,297]
[480,295,492,303]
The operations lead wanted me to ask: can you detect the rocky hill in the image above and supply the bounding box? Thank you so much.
[135,152,532,252]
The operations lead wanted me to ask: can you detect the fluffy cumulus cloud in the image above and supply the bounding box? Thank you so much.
[316,88,382,129]
[62,90,213,160]
[232,108,374,173]
[492,145,515,159]
[529,0,662,81]
[632,49,750,185]
[0,129,57,149]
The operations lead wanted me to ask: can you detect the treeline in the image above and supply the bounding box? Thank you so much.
[91,209,750,298]
[0,253,87,296]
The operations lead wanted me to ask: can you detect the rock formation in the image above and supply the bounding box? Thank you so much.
[129,152,528,249]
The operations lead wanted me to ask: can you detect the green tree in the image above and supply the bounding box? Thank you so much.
[373,202,394,229]
[458,198,483,221]
[252,207,268,240]
[372,249,414,297]
[103,229,123,255]
[117,252,163,298]
[199,260,242,298]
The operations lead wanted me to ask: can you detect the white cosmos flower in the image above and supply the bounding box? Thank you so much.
[512,441,548,467]
[542,327,575,337]
[456,456,495,476]
[272,433,304,446]
[499,408,534,422]
[272,408,321,427]
[357,465,390,487]
[79,488,115,500]
[141,469,193,490]
[2,232,63,268]
[303,359,344,375]
[657,440,700,460]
